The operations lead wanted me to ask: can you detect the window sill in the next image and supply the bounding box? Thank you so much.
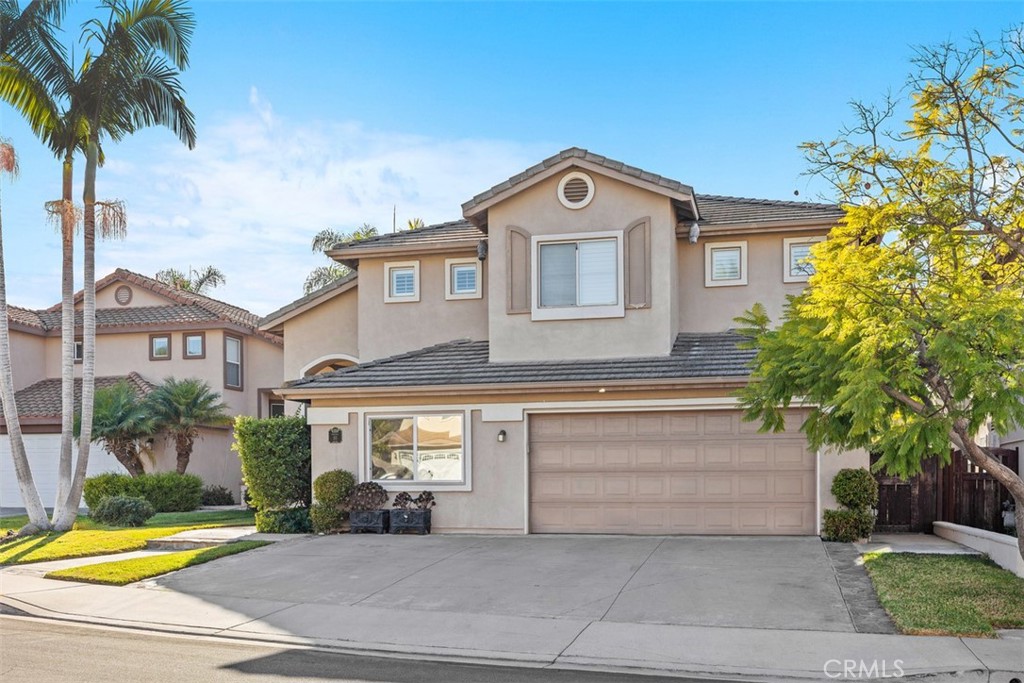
[704,279,747,288]
[374,480,471,493]
[531,304,624,321]
[383,296,420,304]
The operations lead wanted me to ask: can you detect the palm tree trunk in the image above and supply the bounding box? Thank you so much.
[53,138,98,530]
[0,169,49,531]
[175,433,192,474]
[54,155,75,510]
[111,442,143,478]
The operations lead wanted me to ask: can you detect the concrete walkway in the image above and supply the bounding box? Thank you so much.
[1,534,1021,681]
[855,533,981,556]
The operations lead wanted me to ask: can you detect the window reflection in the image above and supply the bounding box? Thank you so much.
[369,415,464,483]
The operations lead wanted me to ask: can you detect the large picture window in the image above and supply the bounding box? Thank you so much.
[532,231,624,320]
[368,414,467,486]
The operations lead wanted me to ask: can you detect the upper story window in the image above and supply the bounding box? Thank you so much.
[384,261,420,303]
[183,332,205,359]
[704,241,748,287]
[149,334,171,360]
[224,334,243,390]
[445,258,482,300]
[74,340,83,364]
[532,231,624,321]
[783,236,825,283]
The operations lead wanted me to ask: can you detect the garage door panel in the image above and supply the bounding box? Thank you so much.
[529,410,815,535]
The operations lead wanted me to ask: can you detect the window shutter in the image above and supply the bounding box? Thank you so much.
[624,218,651,308]
[507,226,531,313]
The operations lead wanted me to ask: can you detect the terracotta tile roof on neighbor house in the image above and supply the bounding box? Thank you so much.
[34,305,221,329]
[287,333,755,390]
[0,372,156,420]
[7,305,47,330]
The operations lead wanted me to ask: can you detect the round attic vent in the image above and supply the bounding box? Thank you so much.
[557,171,595,209]
[114,285,133,306]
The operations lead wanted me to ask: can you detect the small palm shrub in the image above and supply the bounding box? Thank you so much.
[202,485,235,506]
[90,495,155,527]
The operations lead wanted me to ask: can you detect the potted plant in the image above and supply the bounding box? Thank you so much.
[390,491,435,535]
[344,482,389,534]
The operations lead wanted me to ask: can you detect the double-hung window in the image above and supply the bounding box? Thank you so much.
[224,334,243,390]
[704,241,748,287]
[367,414,468,489]
[783,236,825,283]
[384,261,420,303]
[532,231,624,320]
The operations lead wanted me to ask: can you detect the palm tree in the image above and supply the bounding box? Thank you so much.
[76,380,155,477]
[304,223,378,294]
[145,378,230,474]
[51,0,196,530]
[406,217,424,230]
[155,265,226,294]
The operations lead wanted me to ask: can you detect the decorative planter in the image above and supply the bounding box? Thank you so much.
[390,509,431,535]
[350,509,389,534]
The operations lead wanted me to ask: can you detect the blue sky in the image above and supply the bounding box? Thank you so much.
[1,1,1022,313]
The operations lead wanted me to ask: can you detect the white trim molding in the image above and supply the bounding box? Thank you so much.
[704,240,748,287]
[444,257,483,300]
[298,353,360,379]
[363,411,472,492]
[384,260,420,303]
[306,407,351,425]
[783,236,825,283]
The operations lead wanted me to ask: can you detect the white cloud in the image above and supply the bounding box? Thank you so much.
[93,89,550,314]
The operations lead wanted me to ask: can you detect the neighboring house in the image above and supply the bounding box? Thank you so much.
[1,269,283,507]
[264,147,868,535]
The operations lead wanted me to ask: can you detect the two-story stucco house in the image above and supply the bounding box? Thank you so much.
[0,269,283,507]
[265,148,869,535]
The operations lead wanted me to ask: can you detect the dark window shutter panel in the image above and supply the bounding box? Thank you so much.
[625,218,652,308]
[507,226,531,313]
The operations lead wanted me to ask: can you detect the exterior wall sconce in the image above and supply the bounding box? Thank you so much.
[328,427,343,443]
[497,429,507,443]
[477,239,489,261]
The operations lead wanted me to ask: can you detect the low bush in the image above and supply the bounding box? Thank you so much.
[831,468,879,511]
[313,470,355,507]
[822,508,875,542]
[255,508,312,534]
[90,495,156,527]
[234,416,311,510]
[201,485,235,506]
[310,502,345,533]
[84,472,202,512]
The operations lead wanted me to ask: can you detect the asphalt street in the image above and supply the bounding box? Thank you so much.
[0,615,714,683]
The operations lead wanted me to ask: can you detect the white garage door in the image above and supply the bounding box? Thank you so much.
[529,410,816,535]
[0,434,125,508]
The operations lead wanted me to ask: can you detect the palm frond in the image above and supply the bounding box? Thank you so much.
[0,138,18,177]
[96,199,127,240]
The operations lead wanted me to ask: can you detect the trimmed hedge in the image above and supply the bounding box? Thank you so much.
[310,502,345,533]
[83,472,202,512]
[831,468,879,510]
[202,485,235,506]
[313,470,355,507]
[234,416,311,510]
[256,508,312,534]
[90,495,156,527]
[823,508,875,542]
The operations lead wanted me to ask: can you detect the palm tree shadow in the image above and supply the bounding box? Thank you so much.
[0,532,63,565]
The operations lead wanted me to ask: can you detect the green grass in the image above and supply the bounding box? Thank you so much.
[864,552,1024,637]
[0,510,255,566]
[45,541,269,586]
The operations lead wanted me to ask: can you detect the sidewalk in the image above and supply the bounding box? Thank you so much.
[1,568,1020,682]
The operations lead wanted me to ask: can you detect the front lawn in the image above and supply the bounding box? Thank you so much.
[0,510,255,565]
[46,541,269,585]
[863,552,1024,637]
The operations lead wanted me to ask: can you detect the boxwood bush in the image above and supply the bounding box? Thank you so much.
[310,470,355,533]
[822,508,876,542]
[90,495,156,527]
[831,468,879,510]
[83,472,202,512]
[234,416,311,510]
[255,508,312,534]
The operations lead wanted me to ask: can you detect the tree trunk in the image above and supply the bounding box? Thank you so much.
[175,433,193,474]
[54,155,75,510]
[0,171,49,531]
[111,442,143,478]
[952,422,1024,562]
[53,138,99,531]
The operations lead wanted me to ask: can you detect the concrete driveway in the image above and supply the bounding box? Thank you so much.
[156,534,857,632]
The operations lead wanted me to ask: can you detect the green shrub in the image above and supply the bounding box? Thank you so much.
[831,468,879,510]
[83,473,142,509]
[313,470,355,506]
[234,416,311,510]
[310,502,345,533]
[202,485,235,506]
[822,508,875,542]
[255,508,312,534]
[90,495,156,527]
[83,472,201,512]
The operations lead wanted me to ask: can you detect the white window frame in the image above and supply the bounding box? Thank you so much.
[364,412,471,491]
[704,241,748,287]
[531,230,625,321]
[384,261,420,303]
[444,257,482,300]
[783,236,825,283]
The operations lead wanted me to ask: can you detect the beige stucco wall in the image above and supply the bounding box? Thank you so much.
[677,231,827,333]
[146,427,241,497]
[281,289,359,380]
[10,330,45,391]
[357,252,489,361]
[487,172,678,362]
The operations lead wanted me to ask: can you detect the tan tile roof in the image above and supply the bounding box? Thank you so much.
[0,372,156,420]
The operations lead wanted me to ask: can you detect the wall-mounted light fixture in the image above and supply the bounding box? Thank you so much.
[477,239,489,261]
[497,429,507,443]
[328,427,343,443]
